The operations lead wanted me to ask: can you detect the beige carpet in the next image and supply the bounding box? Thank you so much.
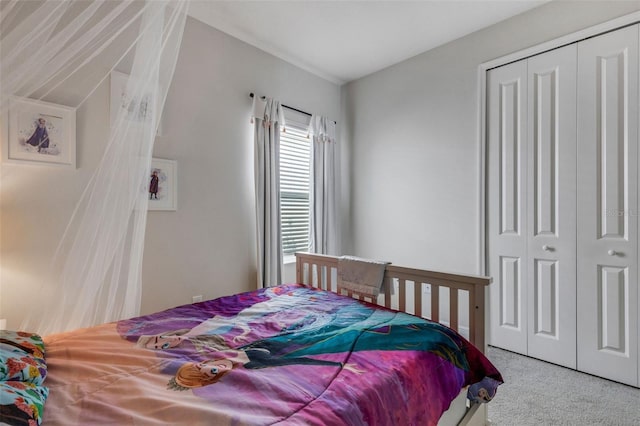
[486,346,640,426]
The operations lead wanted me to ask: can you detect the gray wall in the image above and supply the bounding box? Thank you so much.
[342,1,640,275]
[0,83,111,330]
[0,17,340,328]
[143,18,339,315]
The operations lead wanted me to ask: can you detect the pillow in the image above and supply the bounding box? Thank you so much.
[0,331,46,385]
[0,381,49,426]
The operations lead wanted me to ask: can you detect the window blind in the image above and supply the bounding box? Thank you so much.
[280,125,311,255]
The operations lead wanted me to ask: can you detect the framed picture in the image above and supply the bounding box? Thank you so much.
[110,70,163,135]
[148,158,177,211]
[2,96,76,167]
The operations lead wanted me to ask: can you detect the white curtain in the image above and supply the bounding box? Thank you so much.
[1,1,189,335]
[252,97,285,288]
[309,115,338,255]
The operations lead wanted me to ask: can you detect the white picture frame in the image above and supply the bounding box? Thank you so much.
[2,96,76,167]
[110,70,163,135]
[148,158,177,211]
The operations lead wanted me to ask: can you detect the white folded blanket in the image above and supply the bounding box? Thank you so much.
[338,255,389,297]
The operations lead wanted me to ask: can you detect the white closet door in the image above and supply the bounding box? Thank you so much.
[577,24,639,387]
[526,44,577,368]
[487,59,528,354]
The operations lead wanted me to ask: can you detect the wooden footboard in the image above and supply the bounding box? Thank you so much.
[295,252,491,352]
[295,252,493,426]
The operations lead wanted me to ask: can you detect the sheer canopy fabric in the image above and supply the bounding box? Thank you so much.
[1,0,189,335]
[309,115,338,255]
[252,96,285,288]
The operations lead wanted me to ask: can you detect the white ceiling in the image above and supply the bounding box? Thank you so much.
[188,0,548,84]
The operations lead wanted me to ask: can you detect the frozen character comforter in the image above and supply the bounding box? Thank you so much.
[42,284,502,425]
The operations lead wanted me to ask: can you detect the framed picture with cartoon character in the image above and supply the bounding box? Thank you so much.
[3,96,76,167]
[148,158,177,211]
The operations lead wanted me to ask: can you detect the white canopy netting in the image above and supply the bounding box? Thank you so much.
[0,0,189,335]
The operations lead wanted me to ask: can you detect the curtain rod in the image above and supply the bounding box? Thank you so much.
[249,92,336,125]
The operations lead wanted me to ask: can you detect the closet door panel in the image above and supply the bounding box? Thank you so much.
[577,24,639,387]
[487,60,528,354]
[526,44,577,368]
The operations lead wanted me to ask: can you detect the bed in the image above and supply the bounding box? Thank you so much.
[1,253,502,425]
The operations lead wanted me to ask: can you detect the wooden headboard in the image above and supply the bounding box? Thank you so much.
[295,252,492,352]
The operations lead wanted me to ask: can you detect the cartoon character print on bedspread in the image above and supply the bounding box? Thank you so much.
[118,284,503,425]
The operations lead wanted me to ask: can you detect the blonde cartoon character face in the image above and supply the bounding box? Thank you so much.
[137,333,185,350]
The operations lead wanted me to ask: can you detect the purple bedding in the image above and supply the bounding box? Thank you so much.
[43,284,502,425]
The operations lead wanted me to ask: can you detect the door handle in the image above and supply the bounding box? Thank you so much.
[542,245,553,252]
[607,250,618,256]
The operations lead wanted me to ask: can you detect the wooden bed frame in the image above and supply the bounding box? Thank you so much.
[295,252,493,426]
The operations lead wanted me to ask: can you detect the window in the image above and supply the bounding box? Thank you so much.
[279,124,311,256]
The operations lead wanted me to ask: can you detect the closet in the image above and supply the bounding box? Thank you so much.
[487,24,639,387]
